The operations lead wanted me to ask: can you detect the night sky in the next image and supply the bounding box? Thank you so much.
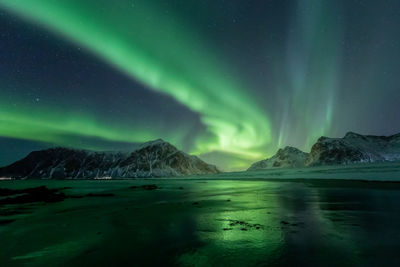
[0,0,399,171]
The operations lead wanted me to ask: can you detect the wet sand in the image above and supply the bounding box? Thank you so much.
[1,179,400,266]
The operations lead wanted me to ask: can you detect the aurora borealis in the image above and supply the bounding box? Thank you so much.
[0,0,400,170]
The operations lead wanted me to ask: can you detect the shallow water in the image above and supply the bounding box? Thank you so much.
[1,179,400,266]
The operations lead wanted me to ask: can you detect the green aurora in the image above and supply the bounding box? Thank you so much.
[1,0,399,170]
[0,0,271,169]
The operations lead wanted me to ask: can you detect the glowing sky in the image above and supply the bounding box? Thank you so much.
[0,0,399,170]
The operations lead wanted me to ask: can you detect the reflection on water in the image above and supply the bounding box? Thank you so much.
[1,179,400,266]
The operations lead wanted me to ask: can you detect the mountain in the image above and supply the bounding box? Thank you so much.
[248,132,400,170]
[306,132,400,166]
[0,139,219,179]
[248,146,308,170]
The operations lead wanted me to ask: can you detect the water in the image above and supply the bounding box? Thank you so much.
[1,179,400,266]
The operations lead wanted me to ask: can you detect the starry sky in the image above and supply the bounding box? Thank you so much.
[0,0,399,171]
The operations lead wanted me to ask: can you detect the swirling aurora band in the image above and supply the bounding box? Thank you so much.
[0,0,271,169]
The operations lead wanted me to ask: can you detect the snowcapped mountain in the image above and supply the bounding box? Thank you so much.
[248,132,400,170]
[306,132,400,166]
[0,139,219,179]
[247,146,308,170]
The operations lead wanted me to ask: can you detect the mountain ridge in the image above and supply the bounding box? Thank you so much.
[0,139,219,179]
[248,146,308,171]
[248,132,400,170]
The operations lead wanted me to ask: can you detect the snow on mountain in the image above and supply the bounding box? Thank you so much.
[248,132,400,170]
[0,139,219,179]
[306,132,400,166]
[247,146,308,170]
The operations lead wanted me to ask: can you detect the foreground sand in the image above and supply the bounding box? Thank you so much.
[1,179,400,266]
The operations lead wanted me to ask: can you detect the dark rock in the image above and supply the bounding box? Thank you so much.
[85,193,115,197]
[0,188,21,196]
[141,184,159,191]
[225,219,262,230]
[0,219,15,225]
[0,186,65,204]
[0,208,27,216]
[130,184,159,191]
[67,195,84,199]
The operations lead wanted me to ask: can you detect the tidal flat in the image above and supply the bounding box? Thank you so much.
[1,179,400,266]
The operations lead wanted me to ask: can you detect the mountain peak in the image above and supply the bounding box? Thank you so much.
[0,140,219,179]
[139,138,169,148]
[248,131,400,170]
[307,132,400,166]
[281,146,305,153]
[145,138,166,144]
[248,146,308,170]
[344,132,363,139]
